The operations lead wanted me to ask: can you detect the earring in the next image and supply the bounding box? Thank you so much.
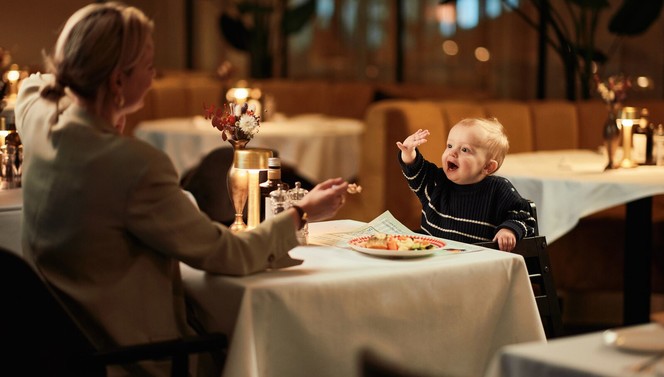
[115,93,125,108]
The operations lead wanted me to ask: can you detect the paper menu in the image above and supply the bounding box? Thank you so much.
[308,211,420,248]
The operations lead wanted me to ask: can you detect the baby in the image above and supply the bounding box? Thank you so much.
[396,118,535,251]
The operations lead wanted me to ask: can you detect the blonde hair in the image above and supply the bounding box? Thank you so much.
[455,117,510,168]
[41,2,153,103]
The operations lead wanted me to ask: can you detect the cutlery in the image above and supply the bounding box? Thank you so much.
[443,248,482,253]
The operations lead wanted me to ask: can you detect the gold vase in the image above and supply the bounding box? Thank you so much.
[228,139,249,232]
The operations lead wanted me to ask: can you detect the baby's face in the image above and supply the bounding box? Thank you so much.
[441,124,494,185]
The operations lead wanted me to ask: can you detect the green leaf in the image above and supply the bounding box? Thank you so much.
[608,0,664,35]
[283,0,316,35]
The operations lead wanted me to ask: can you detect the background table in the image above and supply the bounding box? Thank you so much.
[499,150,664,325]
[485,323,664,377]
[0,188,22,254]
[181,220,546,377]
[134,114,364,183]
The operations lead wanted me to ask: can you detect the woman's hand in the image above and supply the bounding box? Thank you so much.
[295,178,349,223]
[396,128,430,164]
[493,228,517,252]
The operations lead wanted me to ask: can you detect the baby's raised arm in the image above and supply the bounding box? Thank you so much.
[396,129,430,164]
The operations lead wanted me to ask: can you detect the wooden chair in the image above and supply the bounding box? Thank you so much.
[0,247,228,377]
[476,201,564,338]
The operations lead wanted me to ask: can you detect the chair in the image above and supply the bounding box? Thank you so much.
[476,201,564,338]
[0,247,228,377]
[359,349,434,377]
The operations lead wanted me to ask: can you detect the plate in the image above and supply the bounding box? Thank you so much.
[348,235,445,258]
[603,325,664,353]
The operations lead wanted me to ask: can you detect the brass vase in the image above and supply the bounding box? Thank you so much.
[228,139,249,232]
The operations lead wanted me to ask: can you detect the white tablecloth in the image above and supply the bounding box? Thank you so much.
[499,150,664,243]
[485,323,664,377]
[500,150,664,325]
[0,188,22,254]
[134,114,364,183]
[182,220,546,377]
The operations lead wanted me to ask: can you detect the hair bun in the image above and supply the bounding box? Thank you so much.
[40,81,66,102]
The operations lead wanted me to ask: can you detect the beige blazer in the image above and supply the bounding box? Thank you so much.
[16,74,300,374]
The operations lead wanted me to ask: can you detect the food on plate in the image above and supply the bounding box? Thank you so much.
[361,233,437,251]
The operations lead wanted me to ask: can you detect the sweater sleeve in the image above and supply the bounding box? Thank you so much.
[495,179,537,240]
[398,148,444,206]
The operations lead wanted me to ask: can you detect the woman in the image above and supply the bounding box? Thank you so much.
[15,3,348,376]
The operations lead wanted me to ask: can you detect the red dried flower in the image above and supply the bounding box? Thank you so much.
[203,102,261,141]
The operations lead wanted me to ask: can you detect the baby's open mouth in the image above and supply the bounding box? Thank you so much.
[447,162,458,171]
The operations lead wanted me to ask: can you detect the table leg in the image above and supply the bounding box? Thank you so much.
[623,196,653,325]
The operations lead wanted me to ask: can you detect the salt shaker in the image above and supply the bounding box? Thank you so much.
[269,184,290,216]
[1,144,19,189]
[287,182,309,244]
[654,124,664,166]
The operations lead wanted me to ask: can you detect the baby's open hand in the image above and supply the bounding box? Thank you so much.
[396,129,430,164]
[397,129,430,151]
[493,228,517,252]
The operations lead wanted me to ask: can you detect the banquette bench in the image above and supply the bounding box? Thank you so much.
[124,70,490,136]
[346,99,664,227]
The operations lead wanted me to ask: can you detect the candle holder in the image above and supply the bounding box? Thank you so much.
[226,80,263,118]
[233,148,272,230]
[619,106,639,169]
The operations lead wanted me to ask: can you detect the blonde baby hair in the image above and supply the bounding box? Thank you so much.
[455,117,510,169]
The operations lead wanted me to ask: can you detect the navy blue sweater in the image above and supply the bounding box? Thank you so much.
[399,150,536,244]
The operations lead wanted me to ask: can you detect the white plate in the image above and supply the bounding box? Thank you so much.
[603,325,664,353]
[348,235,445,258]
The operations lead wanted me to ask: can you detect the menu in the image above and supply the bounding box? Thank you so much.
[308,211,421,248]
[308,211,486,254]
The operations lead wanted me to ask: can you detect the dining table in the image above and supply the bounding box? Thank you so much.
[133,114,364,183]
[0,188,22,254]
[498,149,664,325]
[181,219,546,377]
[484,322,664,377]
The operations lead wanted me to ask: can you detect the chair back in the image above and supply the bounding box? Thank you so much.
[0,247,104,376]
[180,147,315,226]
[0,247,229,376]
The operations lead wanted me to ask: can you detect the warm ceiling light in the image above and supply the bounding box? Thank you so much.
[474,46,490,62]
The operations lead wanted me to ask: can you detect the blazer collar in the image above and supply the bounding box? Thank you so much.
[60,103,119,135]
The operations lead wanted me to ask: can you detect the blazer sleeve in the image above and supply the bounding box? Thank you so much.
[125,144,301,276]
